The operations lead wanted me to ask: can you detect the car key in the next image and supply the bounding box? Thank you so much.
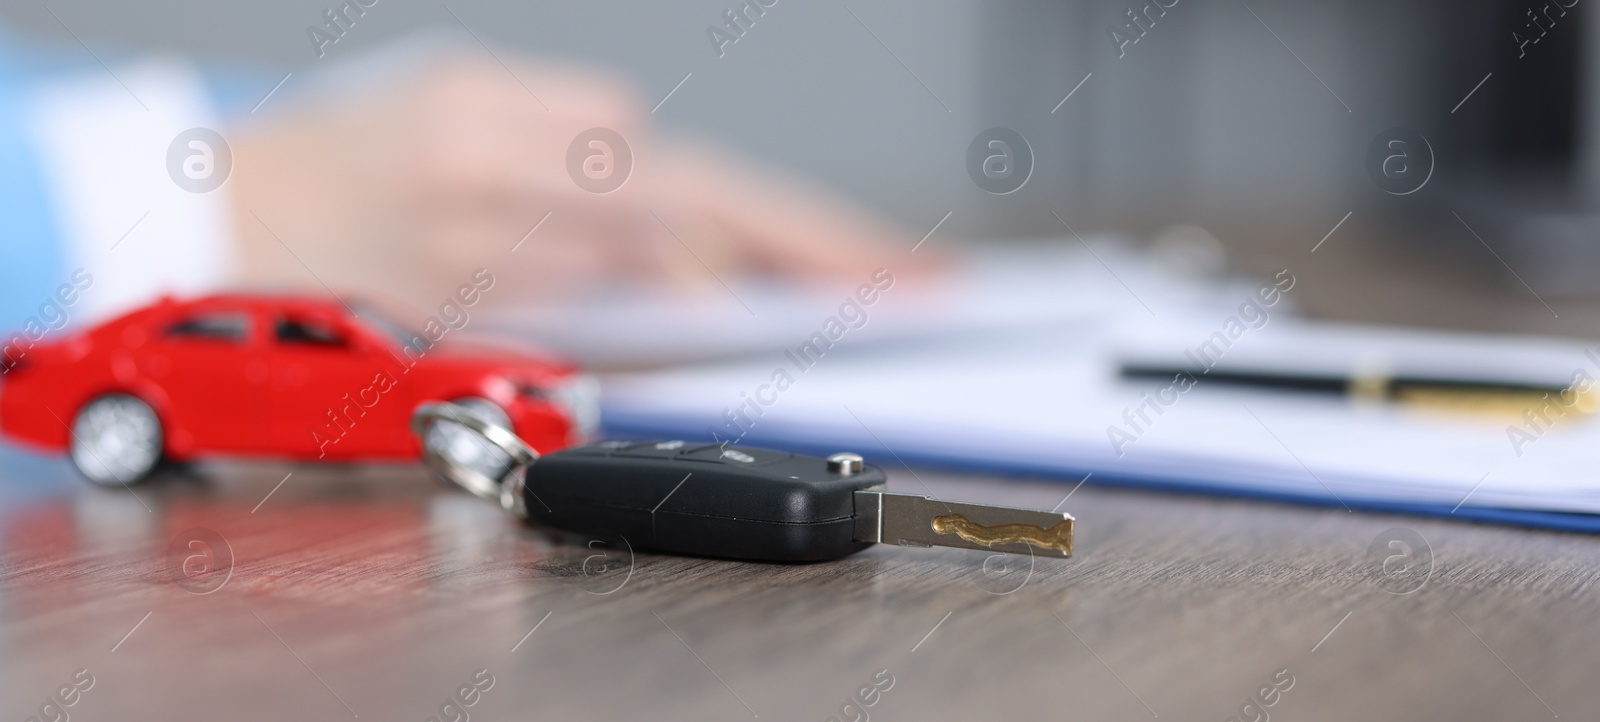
[412,402,1073,562]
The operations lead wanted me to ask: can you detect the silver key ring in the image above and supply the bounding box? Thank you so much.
[411,401,538,518]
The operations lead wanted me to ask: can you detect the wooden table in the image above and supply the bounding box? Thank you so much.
[2,447,1594,722]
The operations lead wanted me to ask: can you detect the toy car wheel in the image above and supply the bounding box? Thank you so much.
[69,394,164,485]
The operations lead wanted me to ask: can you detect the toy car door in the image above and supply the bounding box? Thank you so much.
[142,304,269,455]
[265,309,408,458]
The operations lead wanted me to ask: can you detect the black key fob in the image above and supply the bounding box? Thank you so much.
[413,403,1075,564]
[524,440,888,562]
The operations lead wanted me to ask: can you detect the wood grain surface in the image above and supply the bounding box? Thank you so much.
[1,446,1595,722]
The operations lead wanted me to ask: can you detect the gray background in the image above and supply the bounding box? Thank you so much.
[6,0,1596,284]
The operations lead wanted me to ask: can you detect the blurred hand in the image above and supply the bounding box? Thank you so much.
[228,54,936,310]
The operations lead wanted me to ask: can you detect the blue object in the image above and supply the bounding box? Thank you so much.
[0,30,69,335]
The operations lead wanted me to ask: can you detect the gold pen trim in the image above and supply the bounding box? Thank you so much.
[1345,372,1599,421]
[1390,384,1599,420]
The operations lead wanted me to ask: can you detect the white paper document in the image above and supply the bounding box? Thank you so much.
[596,254,1600,517]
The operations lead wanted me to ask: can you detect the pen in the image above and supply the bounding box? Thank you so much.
[1118,364,1599,418]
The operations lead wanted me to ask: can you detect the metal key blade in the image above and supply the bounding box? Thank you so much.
[853,491,1074,558]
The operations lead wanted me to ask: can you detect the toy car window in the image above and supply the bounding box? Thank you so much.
[165,312,248,341]
[350,303,425,352]
[275,317,346,347]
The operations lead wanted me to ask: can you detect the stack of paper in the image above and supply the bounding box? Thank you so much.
[588,247,1600,530]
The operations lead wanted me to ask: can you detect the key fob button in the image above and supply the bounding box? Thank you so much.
[616,440,716,459]
[678,446,791,466]
[563,440,635,456]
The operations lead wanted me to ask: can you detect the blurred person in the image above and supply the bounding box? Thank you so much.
[0,27,926,334]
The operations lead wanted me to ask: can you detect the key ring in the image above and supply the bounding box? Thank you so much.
[411,401,538,519]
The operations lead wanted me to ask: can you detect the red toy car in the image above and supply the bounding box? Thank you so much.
[0,294,598,485]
